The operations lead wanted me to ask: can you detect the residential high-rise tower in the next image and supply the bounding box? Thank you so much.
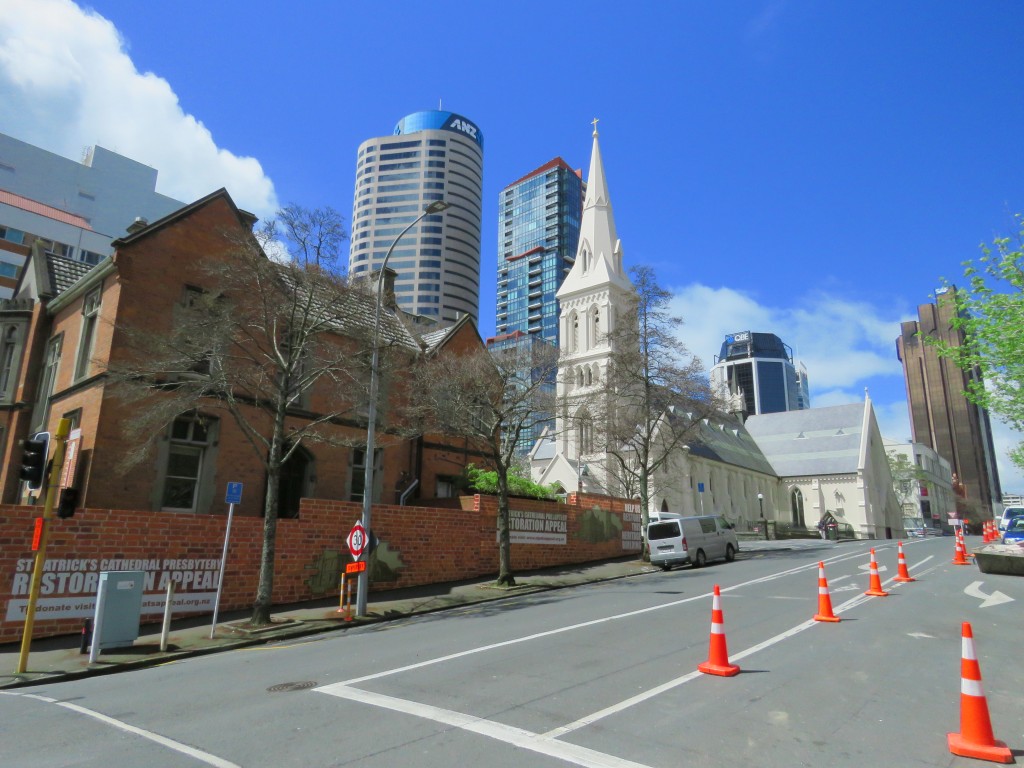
[495,158,584,344]
[348,110,483,325]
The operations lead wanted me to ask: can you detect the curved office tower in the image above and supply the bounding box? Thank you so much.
[711,331,810,416]
[348,110,483,325]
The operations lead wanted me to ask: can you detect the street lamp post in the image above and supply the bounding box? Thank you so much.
[356,200,449,617]
[758,492,767,541]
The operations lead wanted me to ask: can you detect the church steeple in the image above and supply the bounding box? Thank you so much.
[558,122,631,299]
[553,122,636,462]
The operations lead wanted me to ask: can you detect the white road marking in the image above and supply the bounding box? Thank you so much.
[322,686,653,768]
[0,691,240,768]
[964,581,1014,608]
[908,632,936,639]
[550,588,877,736]
[331,551,861,688]
[318,542,942,763]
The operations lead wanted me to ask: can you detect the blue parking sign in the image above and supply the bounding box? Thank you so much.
[225,482,243,505]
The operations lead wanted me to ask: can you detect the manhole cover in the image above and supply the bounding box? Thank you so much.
[267,681,318,693]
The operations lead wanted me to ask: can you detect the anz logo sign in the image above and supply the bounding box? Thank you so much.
[445,116,482,147]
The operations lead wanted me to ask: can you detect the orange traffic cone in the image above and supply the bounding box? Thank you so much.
[952,535,969,565]
[698,585,740,677]
[813,561,840,622]
[947,622,1012,763]
[864,548,888,596]
[894,541,915,583]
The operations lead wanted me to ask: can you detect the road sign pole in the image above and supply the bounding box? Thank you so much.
[210,483,242,639]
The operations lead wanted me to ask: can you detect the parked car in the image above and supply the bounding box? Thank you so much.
[1001,516,1024,544]
[998,505,1024,532]
[647,514,739,570]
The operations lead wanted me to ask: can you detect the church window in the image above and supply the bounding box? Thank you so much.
[791,487,806,527]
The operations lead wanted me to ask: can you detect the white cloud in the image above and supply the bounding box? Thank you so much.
[668,281,1024,497]
[668,283,909,392]
[0,0,278,219]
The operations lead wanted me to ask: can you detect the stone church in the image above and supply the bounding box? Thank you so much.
[530,127,904,539]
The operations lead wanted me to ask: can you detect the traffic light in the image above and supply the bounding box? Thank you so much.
[57,487,79,519]
[19,432,50,491]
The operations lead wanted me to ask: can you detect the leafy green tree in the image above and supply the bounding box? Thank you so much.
[464,464,559,500]
[929,216,1024,469]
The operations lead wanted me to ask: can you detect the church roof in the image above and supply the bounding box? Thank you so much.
[667,408,776,476]
[744,402,867,477]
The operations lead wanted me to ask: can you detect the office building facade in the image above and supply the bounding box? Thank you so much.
[349,110,483,325]
[495,157,584,344]
[896,287,1002,518]
[0,132,185,297]
[710,331,810,416]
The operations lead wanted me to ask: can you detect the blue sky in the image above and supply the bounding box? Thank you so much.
[2,0,1023,491]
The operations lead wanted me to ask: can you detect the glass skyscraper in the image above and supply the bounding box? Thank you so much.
[495,158,584,344]
[710,331,810,415]
[489,157,583,455]
[348,110,483,324]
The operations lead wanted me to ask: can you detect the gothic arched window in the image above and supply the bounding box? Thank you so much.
[790,487,805,527]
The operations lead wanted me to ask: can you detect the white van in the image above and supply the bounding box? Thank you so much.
[998,505,1024,532]
[647,514,739,570]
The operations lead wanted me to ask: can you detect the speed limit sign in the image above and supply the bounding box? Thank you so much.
[346,521,367,560]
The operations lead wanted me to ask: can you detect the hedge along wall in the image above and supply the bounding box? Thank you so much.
[1,493,642,643]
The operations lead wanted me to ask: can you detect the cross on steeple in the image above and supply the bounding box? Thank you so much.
[591,117,599,136]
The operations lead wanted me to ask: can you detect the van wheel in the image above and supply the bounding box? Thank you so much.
[725,544,736,562]
[694,550,706,568]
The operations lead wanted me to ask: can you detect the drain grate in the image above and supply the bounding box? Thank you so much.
[267,681,318,693]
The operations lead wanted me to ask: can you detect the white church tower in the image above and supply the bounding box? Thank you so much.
[554,121,635,479]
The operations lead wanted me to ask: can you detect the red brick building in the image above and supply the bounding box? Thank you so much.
[0,189,487,518]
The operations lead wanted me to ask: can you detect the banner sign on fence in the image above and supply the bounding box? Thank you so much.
[503,509,568,545]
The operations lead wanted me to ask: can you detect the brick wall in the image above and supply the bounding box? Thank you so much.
[1,492,642,643]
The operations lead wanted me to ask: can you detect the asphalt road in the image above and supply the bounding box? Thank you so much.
[2,537,1021,767]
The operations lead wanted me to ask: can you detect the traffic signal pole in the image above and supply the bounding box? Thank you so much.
[16,418,71,674]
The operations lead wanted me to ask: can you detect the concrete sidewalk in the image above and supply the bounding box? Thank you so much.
[1,538,835,690]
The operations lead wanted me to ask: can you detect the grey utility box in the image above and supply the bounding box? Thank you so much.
[94,570,145,650]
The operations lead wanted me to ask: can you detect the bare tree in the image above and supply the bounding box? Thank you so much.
[108,204,377,625]
[594,266,720,533]
[407,338,560,586]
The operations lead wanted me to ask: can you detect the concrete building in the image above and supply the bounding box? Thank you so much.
[495,157,584,344]
[348,110,483,325]
[0,133,185,296]
[883,438,956,533]
[710,331,810,416]
[896,287,1001,520]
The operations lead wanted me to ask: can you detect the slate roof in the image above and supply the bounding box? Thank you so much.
[46,254,95,296]
[744,402,867,477]
[667,407,777,475]
[530,432,557,462]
